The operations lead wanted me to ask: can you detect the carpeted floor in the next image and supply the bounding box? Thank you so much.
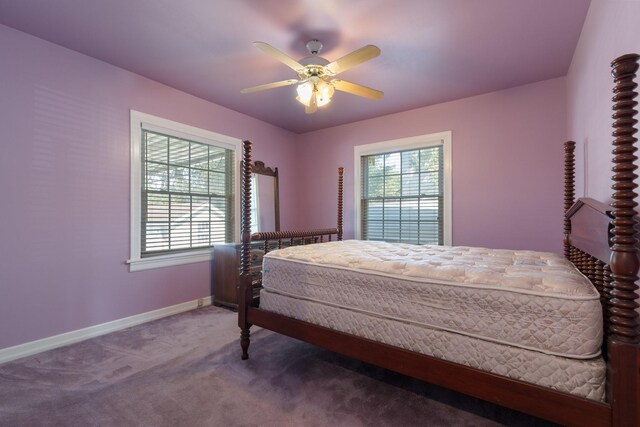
[0,306,557,426]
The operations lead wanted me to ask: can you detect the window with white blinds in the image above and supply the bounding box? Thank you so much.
[128,110,241,271]
[355,132,451,246]
[141,130,235,256]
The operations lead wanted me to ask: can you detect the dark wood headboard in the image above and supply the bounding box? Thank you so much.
[566,198,613,264]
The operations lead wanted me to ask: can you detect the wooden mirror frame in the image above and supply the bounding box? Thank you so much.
[252,160,280,232]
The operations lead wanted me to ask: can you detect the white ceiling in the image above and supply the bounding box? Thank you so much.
[0,0,591,133]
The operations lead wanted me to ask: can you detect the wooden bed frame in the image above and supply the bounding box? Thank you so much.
[237,53,640,426]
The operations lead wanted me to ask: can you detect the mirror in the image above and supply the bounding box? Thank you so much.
[251,161,279,232]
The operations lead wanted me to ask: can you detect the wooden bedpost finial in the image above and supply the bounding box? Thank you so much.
[337,166,344,241]
[563,141,576,259]
[608,53,640,344]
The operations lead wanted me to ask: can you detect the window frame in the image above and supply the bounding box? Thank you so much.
[354,131,452,245]
[128,110,242,272]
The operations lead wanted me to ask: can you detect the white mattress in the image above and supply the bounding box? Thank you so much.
[261,240,603,358]
[260,290,606,401]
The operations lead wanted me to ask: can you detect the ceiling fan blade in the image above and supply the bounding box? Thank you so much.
[325,45,381,75]
[332,80,384,99]
[305,93,318,114]
[240,79,299,94]
[253,42,305,73]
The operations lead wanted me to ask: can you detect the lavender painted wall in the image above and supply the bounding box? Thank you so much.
[1,16,574,351]
[0,25,298,349]
[566,0,640,202]
[295,78,567,253]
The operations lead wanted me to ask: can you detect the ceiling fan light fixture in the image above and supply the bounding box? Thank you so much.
[316,80,334,107]
[296,81,314,107]
[296,78,334,109]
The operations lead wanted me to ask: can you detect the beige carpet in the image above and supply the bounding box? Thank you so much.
[0,306,556,426]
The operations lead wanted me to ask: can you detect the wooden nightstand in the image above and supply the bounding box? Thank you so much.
[212,243,263,310]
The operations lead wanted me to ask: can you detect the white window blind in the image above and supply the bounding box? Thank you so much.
[141,129,235,256]
[361,145,444,245]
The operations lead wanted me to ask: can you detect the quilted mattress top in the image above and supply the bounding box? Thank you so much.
[265,240,599,299]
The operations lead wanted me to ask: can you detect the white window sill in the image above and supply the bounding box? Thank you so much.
[127,249,213,272]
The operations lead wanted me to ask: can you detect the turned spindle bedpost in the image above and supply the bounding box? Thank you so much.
[564,140,576,259]
[337,166,344,241]
[607,53,640,427]
[239,140,253,360]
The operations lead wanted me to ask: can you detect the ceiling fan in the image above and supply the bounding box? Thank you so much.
[241,40,383,114]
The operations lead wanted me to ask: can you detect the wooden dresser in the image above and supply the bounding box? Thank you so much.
[212,238,320,309]
[212,243,264,310]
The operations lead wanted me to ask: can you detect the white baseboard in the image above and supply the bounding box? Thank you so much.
[0,296,212,365]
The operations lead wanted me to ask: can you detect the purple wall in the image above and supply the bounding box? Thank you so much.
[0,25,298,349]
[566,0,640,203]
[295,78,568,253]
[1,20,571,351]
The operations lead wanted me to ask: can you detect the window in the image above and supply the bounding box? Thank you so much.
[129,111,242,271]
[354,132,451,245]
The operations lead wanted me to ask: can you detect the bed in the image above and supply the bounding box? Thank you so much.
[236,53,640,426]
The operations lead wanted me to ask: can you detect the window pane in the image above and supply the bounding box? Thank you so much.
[366,155,385,176]
[400,199,419,221]
[384,174,400,197]
[146,133,168,163]
[401,173,419,196]
[145,223,169,252]
[384,199,400,221]
[420,171,440,195]
[420,148,441,172]
[190,168,208,194]
[145,193,169,221]
[169,166,190,193]
[209,147,227,171]
[209,171,226,196]
[384,221,400,242]
[366,175,384,198]
[210,221,227,243]
[401,151,419,174]
[419,197,440,220]
[145,162,168,191]
[401,221,420,244]
[384,152,401,174]
[364,200,384,221]
[419,220,440,245]
[169,138,190,166]
[365,221,384,241]
[210,196,227,244]
[190,143,209,170]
